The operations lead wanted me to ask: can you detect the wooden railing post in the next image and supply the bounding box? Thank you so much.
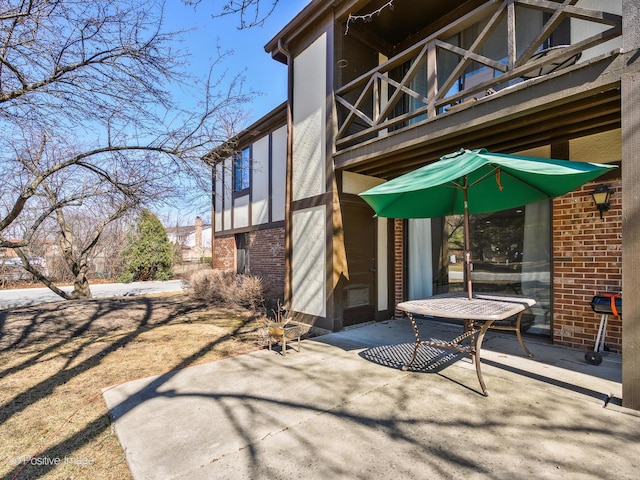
[427,40,437,119]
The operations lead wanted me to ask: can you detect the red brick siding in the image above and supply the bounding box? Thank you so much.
[213,235,236,271]
[552,181,622,352]
[213,228,286,298]
[394,219,404,317]
[248,227,286,297]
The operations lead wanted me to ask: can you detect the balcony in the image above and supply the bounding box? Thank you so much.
[334,0,622,170]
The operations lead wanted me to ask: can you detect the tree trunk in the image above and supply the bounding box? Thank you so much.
[70,270,92,299]
[14,248,72,300]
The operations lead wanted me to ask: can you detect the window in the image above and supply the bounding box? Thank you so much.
[234,147,251,192]
[433,202,552,337]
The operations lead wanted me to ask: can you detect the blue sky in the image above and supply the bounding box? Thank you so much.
[160,1,311,222]
[165,0,312,125]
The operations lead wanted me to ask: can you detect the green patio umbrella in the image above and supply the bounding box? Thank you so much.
[359,148,617,299]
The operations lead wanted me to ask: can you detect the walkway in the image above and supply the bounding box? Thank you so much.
[103,318,638,479]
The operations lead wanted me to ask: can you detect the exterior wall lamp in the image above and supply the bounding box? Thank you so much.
[591,184,612,220]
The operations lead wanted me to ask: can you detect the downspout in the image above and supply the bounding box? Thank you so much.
[277,39,294,311]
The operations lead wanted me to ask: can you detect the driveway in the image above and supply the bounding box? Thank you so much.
[0,280,184,309]
[103,319,639,480]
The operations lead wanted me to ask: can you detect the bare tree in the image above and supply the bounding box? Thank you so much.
[0,0,253,298]
[183,0,281,28]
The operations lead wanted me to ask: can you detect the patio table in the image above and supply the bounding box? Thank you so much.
[397,293,536,396]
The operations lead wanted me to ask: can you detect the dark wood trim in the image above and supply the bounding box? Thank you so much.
[213,221,286,238]
[551,141,570,161]
[232,145,252,200]
[249,146,253,224]
[281,41,294,311]
[268,132,273,224]
[324,27,338,330]
[232,188,250,200]
[290,192,333,212]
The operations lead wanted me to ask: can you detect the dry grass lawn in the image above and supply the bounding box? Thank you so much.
[0,292,267,479]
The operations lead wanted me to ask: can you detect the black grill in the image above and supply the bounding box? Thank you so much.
[584,292,621,366]
[590,294,622,316]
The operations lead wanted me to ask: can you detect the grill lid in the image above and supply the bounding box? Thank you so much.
[590,293,622,316]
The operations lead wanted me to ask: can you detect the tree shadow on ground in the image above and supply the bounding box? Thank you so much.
[0,295,263,480]
[87,340,640,479]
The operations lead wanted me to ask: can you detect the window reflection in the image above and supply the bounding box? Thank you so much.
[436,201,551,336]
[233,147,251,192]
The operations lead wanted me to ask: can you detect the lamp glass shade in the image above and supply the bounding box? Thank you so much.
[592,186,611,207]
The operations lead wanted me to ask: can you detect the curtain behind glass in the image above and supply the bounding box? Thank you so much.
[408,218,433,300]
[522,200,551,332]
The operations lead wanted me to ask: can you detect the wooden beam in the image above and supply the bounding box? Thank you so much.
[621,0,640,411]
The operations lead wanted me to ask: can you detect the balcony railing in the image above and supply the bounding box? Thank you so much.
[334,0,622,151]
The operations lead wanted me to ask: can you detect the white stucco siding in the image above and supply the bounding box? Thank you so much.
[292,34,327,201]
[214,163,224,232]
[342,171,386,195]
[570,129,621,163]
[292,206,326,317]
[234,194,249,229]
[272,125,287,222]
[223,157,233,231]
[252,135,270,225]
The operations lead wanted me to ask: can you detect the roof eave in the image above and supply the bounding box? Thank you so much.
[264,0,344,63]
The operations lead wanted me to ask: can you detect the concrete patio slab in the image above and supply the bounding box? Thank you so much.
[103,318,639,479]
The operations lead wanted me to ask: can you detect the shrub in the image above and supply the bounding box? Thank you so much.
[119,209,173,282]
[187,269,266,312]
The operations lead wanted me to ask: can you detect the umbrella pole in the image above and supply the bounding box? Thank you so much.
[463,183,473,300]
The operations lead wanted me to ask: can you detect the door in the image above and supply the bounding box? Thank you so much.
[342,200,377,327]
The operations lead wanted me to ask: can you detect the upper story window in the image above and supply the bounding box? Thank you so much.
[234,147,251,193]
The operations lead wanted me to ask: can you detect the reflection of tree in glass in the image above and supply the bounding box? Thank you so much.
[470,208,525,268]
[446,215,465,251]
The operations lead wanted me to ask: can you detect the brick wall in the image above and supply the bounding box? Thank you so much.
[213,235,236,271]
[394,219,404,317]
[552,180,622,352]
[213,227,286,299]
[248,227,286,298]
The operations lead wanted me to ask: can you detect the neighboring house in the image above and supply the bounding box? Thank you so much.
[0,245,23,283]
[212,1,640,409]
[1,241,51,282]
[0,245,20,264]
[167,217,213,262]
